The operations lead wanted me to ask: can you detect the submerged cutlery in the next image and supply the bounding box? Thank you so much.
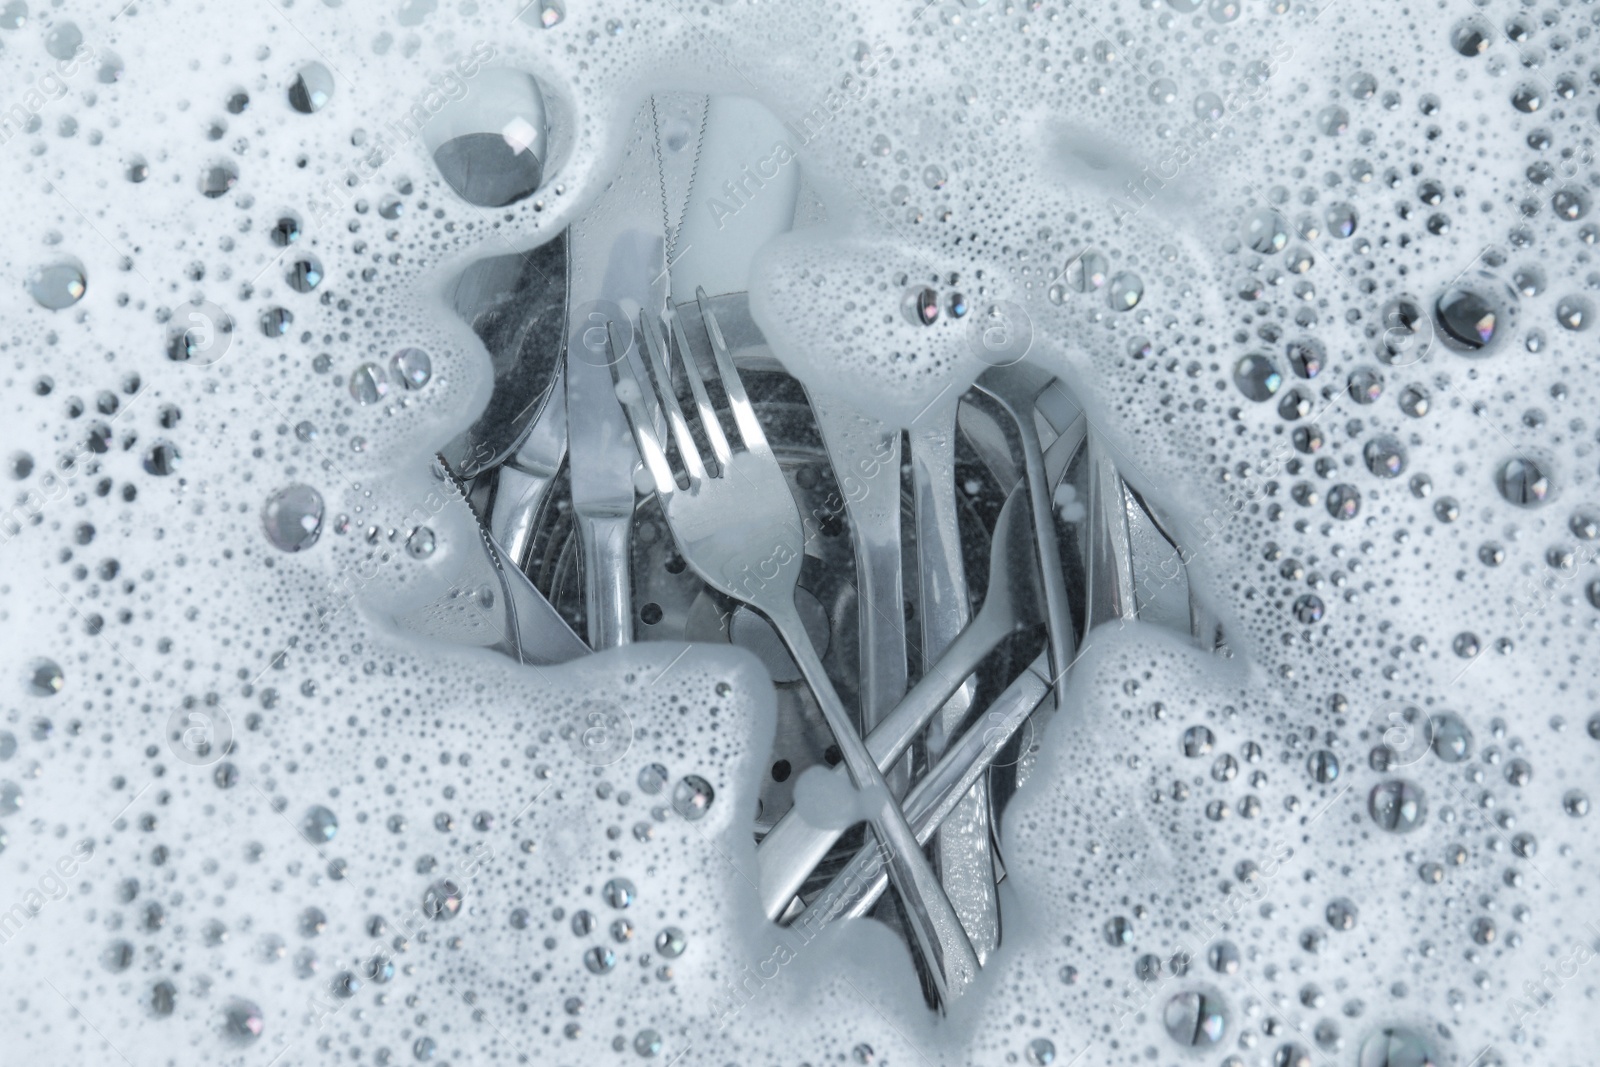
[755,476,1044,921]
[441,235,568,480]
[808,403,908,791]
[910,411,993,961]
[564,115,670,649]
[489,364,568,568]
[441,264,1215,992]
[421,94,1229,1004]
[479,94,707,631]
[395,459,589,666]
[611,293,981,1003]
[797,646,1055,931]
[757,416,1079,921]
[925,362,1079,955]
[973,366,1078,702]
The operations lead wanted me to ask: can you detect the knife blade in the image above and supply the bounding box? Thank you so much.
[490,363,568,568]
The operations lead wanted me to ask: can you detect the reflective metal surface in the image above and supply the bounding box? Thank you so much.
[433,99,1214,1010]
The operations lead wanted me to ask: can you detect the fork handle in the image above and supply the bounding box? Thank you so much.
[575,511,633,649]
[765,602,981,1003]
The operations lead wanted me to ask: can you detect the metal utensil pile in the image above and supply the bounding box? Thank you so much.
[424,94,1220,1010]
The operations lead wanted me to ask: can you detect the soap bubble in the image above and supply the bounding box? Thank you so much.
[27,258,86,310]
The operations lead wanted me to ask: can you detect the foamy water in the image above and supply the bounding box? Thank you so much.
[0,0,1595,1064]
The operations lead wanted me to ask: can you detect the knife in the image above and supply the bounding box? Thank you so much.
[489,363,568,568]
[393,457,589,666]
[564,109,670,648]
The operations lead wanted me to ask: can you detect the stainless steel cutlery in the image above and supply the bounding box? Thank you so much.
[753,475,1047,920]
[419,95,1216,1009]
[809,405,909,797]
[488,364,567,568]
[909,410,993,960]
[797,647,1055,932]
[564,112,671,650]
[611,291,982,1000]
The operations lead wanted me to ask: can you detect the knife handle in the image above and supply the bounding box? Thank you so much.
[577,511,633,649]
[490,466,557,570]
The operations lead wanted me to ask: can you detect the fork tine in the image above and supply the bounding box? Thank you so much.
[638,312,707,484]
[666,305,733,469]
[608,321,677,496]
[695,286,768,453]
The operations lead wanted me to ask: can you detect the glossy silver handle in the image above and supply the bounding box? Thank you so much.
[911,418,976,751]
[797,652,1053,929]
[809,410,908,788]
[576,510,633,648]
[911,416,998,963]
[853,441,909,774]
[973,378,1077,712]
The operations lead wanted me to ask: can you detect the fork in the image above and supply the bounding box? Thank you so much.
[607,290,982,1003]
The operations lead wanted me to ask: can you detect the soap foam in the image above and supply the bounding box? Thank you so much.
[0,0,1594,1063]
